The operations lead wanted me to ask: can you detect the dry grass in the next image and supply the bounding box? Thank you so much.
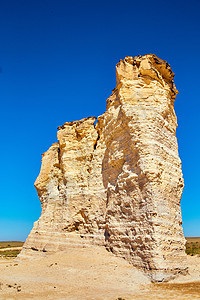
[0,241,24,258]
[0,249,21,257]
[185,237,200,256]
[0,241,24,249]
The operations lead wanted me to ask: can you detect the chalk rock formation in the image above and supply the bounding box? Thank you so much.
[21,54,187,281]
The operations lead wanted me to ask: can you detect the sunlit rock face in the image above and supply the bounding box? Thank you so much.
[21,54,187,281]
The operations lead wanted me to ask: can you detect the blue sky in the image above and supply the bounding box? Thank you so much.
[0,0,200,240]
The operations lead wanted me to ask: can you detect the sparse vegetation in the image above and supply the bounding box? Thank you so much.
[185,237,200,256]
[0,250,21,257]
[0,241,24,249]
[0,241,24,258]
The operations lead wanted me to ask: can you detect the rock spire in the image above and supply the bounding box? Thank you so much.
[20,54,187,281]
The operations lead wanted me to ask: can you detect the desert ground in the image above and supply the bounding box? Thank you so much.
[0,239,200,299]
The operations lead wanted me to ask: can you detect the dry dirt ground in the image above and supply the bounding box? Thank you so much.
[0,244,200,300]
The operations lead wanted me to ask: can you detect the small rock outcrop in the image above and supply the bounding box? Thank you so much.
[21,54,187,281]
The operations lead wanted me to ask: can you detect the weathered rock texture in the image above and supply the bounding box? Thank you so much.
[21,54,187,281]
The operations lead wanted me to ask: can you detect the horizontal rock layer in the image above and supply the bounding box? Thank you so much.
[20,54,187,281]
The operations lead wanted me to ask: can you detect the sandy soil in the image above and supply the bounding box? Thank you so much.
[0,245,200,299]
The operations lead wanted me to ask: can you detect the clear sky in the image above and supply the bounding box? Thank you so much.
[0,0,200,241]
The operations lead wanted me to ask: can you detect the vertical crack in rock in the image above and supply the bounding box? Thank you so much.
[20,54,187,282]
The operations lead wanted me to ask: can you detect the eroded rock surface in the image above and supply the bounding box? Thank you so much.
[21,54,187,281]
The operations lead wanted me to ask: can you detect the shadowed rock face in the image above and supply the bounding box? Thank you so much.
[21,54,187,281]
